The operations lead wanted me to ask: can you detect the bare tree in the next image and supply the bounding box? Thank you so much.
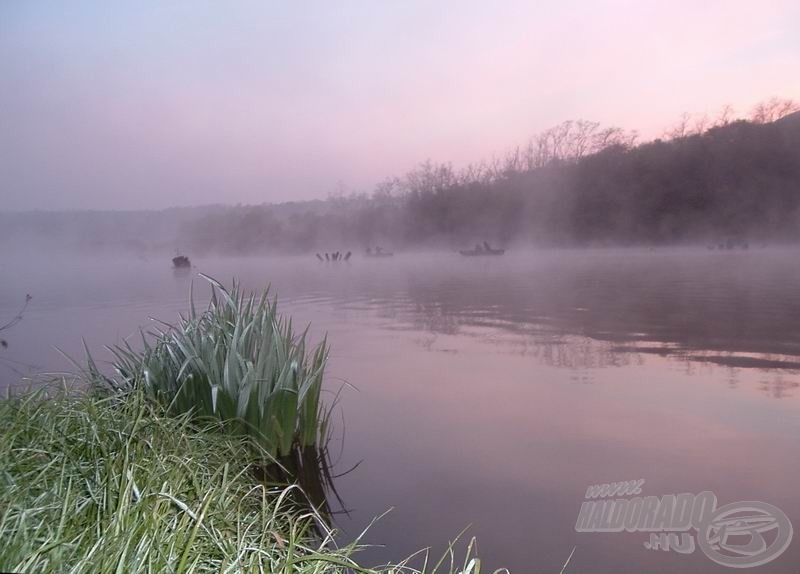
[751,97,800,123]
[571,120,601,159]
[714,104,735,127]
[403,160,457,194]
[665,112,693,140]
[503,146,523,176]
[372,177,401,201]
[692,114,709,135]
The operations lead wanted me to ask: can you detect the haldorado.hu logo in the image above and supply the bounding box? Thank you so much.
[575,480,793,568]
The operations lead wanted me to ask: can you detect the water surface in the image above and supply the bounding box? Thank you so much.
[1,248,799,573]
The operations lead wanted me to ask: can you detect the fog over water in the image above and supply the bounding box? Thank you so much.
[2,248,799,572]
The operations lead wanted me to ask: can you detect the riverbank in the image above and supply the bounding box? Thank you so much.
[0,383,485,573]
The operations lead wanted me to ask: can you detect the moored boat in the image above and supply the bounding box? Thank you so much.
[365,246,394,257]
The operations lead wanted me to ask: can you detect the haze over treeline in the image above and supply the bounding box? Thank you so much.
[3,99,800,253]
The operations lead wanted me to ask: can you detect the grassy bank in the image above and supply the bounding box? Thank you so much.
[0,384,486,573]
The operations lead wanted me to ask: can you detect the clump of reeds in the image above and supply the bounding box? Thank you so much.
[105,276,330,460]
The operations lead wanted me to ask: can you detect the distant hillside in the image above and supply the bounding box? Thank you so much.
[777,109,800,128]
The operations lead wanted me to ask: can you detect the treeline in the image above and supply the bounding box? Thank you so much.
[180,97,800,252]
[4,98,799,253]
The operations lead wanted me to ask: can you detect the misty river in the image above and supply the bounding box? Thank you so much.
[1,248,799,573]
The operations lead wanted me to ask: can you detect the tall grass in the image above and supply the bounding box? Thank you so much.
[105,276,329,460]
[0,384,494,574]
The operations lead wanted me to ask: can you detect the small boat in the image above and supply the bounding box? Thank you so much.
[459,242,505,256]
[459,248,505,256]
[172,255,191,268]
[365,247,394,258]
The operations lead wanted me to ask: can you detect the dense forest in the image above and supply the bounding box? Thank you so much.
[4,98,799,253]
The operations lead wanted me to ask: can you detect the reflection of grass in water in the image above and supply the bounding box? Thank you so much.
[252,443,347,530]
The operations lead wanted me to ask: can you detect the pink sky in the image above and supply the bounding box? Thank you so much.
[1,0,799,210]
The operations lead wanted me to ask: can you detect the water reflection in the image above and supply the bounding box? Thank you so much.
[305,250,800,396]
[253,444,347,530]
